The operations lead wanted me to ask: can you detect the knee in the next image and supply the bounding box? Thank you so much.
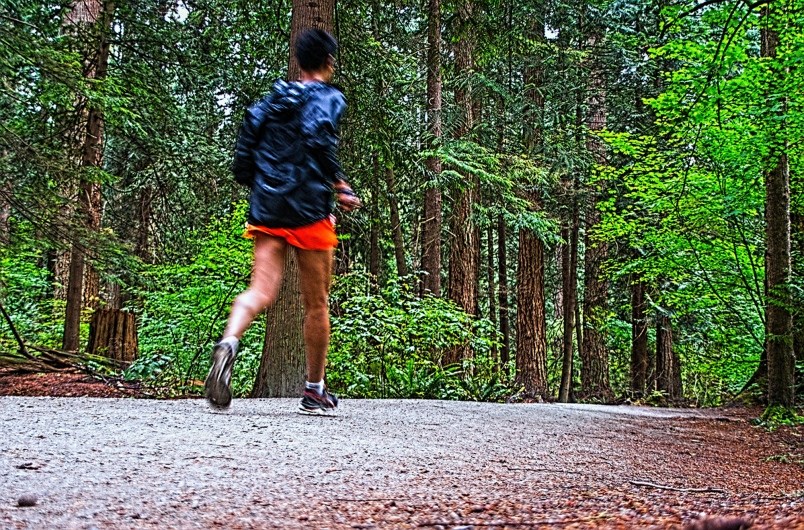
[302,293,329,316]
[236,289,273,314]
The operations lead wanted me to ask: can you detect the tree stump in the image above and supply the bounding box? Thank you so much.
[87,309,138,364]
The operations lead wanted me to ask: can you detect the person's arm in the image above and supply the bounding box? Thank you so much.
[333,177,361,211]
[231,100,268,187]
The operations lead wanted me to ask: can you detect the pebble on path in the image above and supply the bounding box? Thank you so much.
[17,495,37,508]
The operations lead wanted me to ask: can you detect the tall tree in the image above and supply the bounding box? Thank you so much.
[445,0,480,364]
[580,5,612,400]
[61,0,114,351]
[253,0,335,398]
[421,0,443,296]
[761,2,795,407]
[515,7,549,399]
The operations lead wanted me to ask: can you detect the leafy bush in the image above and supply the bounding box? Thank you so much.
[0,222,66,350]
[327,273,511,400]
[125,202,262,396]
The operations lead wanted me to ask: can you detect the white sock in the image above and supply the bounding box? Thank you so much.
[220,336,240,354]
[305,380,324,393]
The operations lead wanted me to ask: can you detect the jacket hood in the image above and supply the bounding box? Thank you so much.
[265,79,307,116]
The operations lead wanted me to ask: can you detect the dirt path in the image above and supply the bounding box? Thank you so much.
[0,397,801,529]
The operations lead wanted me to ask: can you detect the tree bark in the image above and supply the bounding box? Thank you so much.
[62,0,114,351]
[516,221,548,397]
[580,22,611,401]
[445,0,480,365]
[559,197,580,403]
[631,277,649,396]
[87,308,138,364]
[761,4,795,407]
[254,0,335,398]
[369,154,381,282]
[792,211,803,379]
[0,177,10,245]
[421,0,442,296]
[385,165,408,278]
[486,224,498,360]
[656,313,681,400]
[497,214,511,369]
[515,8,548,399]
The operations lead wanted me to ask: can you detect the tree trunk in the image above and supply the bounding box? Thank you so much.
[385,165,408,278]
[516,222,548,397]
[0,177,10,245]
[497,214,511,369]
[445,0,479,365]
[559,197,580,403]
[792,211,803,381]
[135,185,153,263]
[486,224,498,360]
[580,23,611,401]
[421,0,442,296]
[254,0,335,398]
[369,154,381,282]
[762,4,795,407]
[87,308,138,364]
[515,8,548,399]
[631,277,649,396]
[62,0,114,351]
[656,313,681,400]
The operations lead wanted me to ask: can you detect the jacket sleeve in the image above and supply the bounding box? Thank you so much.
[232,100,269,187]
[301,89,347,185]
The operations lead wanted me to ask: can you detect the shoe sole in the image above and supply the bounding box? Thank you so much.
[205,347,234,409]
[297,405,337,416]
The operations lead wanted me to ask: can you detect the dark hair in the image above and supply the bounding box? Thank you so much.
[294,28,337,72]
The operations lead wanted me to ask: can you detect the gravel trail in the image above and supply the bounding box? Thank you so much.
[1,397,801,529]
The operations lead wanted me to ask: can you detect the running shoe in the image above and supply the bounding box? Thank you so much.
[205,342,236,409]
[298,387,339,416]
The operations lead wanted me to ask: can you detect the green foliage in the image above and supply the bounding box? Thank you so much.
[124,202,261,397]
[754,405,804,432]
[327,273,511,401]
[0,221,65,349]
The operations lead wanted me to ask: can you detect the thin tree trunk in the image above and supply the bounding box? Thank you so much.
[559,196,580,403]
[656,313,680,400]
[0,177,10,245]
[445,0,479,365]
[580,22,611,401]
[421,0,442,296]
[369,154,381,282]
[761,4,795,407]
[385,166,408,278]
[792,211,803,375]
[486,224,498,361]
[631,277,649,396]
[254,0,335,398]
[497,214,511,369]
[135,185,153,263]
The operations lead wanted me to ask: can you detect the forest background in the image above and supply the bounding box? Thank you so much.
[0,0,801,413]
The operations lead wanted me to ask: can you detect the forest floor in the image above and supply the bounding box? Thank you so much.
[0,372,802,530]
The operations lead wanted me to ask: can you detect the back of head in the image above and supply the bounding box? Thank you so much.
[295,28,337,72]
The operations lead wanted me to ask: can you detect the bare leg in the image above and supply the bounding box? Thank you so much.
[296,247,334,383]
[223,235,287,339]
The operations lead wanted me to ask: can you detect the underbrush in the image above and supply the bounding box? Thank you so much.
[327,272,513,401]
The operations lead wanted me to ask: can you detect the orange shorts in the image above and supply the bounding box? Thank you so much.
[244,216,338,251]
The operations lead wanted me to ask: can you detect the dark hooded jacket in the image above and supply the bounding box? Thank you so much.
[232,80,346,228]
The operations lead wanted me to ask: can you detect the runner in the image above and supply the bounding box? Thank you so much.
[205,28,360,415]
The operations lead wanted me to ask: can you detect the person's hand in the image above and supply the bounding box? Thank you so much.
[335,181,362,212]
